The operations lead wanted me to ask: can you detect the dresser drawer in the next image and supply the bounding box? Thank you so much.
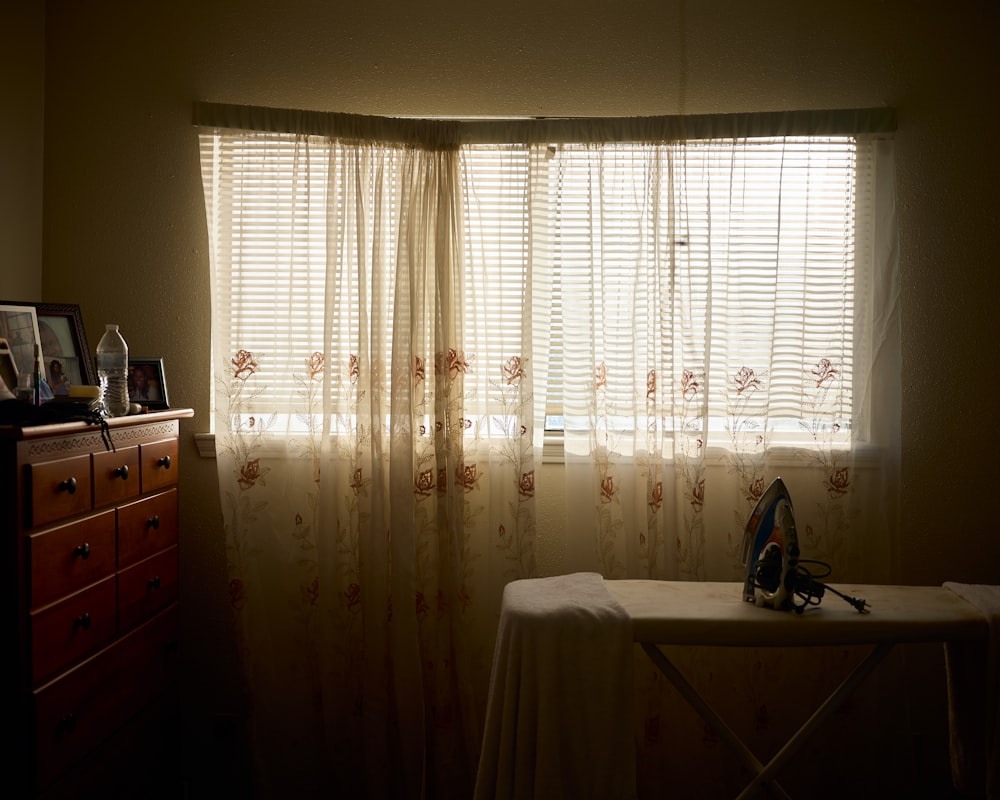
[28,454,92,528]
[33,606,180,790]
[93,445,140,508]
[116,489,178,569]
[31,576,117,685]
[140,439,178,493]
[29,510,117,610]
[118,547,179,633]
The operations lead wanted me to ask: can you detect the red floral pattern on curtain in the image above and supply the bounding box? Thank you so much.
[211,141,537,799]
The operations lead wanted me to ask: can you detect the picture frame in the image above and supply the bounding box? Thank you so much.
[128,357,169,409]
[36,303,97,393]
[0,303,42,396]
[0,301,96,398]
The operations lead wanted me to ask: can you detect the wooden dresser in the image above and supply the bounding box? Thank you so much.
[1,409,193,798]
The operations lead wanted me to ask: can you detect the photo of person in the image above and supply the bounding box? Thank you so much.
[37,317,84,388]
[48,359,70,396]
[128,363,162,402]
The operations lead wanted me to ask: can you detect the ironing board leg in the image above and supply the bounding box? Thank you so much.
[640,642,793,800]
[733,641,894,800]
[640,641,894,800]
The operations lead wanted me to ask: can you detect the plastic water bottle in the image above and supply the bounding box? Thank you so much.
[96,324,129,417]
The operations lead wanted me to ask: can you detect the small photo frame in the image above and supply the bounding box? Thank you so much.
[128,357,169,409]
[0,303,42,395]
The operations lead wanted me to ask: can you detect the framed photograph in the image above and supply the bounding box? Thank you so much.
[0,303,42,395]
[36,303,97,393]
[0,301,96,398]
[128,357,169,409]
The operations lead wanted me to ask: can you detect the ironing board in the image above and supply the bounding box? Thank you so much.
[605,580,990,800]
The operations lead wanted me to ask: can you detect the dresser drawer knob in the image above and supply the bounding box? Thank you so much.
[57,713,77,738]
[58,477,78,495]
[74,612,91,631]
[147,515,160,531]
[113,464,130,480]
[148,575,161,591]
[74,543,91,560]
[157,455,172,469]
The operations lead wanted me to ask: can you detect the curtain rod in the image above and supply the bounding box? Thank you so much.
[192,102,897,146]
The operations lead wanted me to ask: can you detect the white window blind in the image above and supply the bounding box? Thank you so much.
[202,132,332,410]
[198,108,891,448]
[538,137,866,438]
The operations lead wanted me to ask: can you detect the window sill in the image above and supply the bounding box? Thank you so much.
[194,431,885,468]
[195,432,217,459]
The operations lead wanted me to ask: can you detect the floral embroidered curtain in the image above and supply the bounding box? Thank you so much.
[203,137,537,798]
[197,105,899,798]
[557,137,901,587]
[546,137,902,797]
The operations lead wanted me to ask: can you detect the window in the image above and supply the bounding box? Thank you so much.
[529,138,867,440]
[197,107,894,454]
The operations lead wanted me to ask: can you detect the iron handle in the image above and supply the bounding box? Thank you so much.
[58,477,77,495]
[113,464,129,480]
[74,543,91,560]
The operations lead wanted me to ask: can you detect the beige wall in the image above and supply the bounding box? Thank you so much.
[1,1,45,300]
[17,0,1000,789]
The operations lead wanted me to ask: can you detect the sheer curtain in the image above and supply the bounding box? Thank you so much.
[549,135,903,797]
[196,105,899,799]
[557,135,900,586]
[200,124,537,799]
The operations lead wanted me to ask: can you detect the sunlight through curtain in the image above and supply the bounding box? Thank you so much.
[197,105,899,799]
[549,135,903,797]
[558,136,900,586]
[201,130,536,799]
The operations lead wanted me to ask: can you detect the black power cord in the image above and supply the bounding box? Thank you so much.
[751,551,870,614]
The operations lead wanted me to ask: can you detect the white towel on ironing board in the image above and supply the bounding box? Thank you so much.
[944,582,1000,799]
[474,572,637,800]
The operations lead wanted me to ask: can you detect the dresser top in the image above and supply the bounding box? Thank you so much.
[0,407,194,441]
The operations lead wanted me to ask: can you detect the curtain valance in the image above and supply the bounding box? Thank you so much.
[192,101,896,146]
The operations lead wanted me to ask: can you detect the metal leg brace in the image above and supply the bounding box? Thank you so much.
[640,641,894,800]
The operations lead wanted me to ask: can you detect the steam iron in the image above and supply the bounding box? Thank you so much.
[740,476,870,614]
[740,477,800,610]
